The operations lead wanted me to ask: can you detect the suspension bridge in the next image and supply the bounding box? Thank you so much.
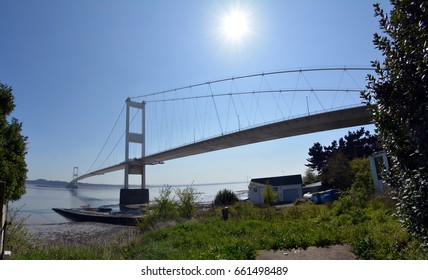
[71,67,375,204]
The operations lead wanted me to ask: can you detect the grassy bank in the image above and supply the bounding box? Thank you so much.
[8,192,428,260]
[124,195,426,260]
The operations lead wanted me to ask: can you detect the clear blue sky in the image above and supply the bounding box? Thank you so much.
[0,0,390,185]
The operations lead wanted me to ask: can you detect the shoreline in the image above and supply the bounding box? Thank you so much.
[26,221,139,247]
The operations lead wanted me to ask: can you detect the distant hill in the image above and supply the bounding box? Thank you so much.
[26,179,69,187]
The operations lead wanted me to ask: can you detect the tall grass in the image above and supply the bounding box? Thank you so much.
[4,207,34,255]
[127,191,427,260]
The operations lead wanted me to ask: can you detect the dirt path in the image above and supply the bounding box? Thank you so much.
[256,244,356,260]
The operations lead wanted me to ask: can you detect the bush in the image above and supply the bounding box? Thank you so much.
[362,1,428,246]
[213,189,239,206]
[176,187,200,219]
[262,183,277,206]
[152,186,178,220]
[350,158,374,196]
[139,186,201,232]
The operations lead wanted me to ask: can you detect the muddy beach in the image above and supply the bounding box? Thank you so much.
[26,222,139,247]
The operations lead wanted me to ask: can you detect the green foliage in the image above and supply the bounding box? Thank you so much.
[320,152,353,190]
[176,186,200,219]
[127,195,427,260]
[262,183,277,206]
[350,157,374,196]
[306,128,379,173]
[4,207,33,254]
[152,186,178,220]
[303,168,318,184]
[0,82,28,201]
[12,195,428,260]
[9,182,427,259]
[139,186,200,232]
[362,1,428,245]
[138,186,178,232]
[213,188,239,206]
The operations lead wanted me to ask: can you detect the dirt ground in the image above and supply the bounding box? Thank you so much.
[256,244,356,260]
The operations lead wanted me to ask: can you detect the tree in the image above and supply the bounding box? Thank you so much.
[0,82,28,201]
[214,189,239,206]
[350,157,374,197]
[306,142,326,173]
[303,167,318,184]
[306,128,379,174]
[262,182,278,206]
[362,1,428,244]
[175,186,200,219]
[320,152,353,190]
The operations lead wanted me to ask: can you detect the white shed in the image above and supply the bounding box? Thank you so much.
[248,175,303,204]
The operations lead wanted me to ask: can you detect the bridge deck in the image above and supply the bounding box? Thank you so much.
[74,105,373,182]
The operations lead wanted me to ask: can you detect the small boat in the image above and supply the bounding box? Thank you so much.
[52,207,143,226]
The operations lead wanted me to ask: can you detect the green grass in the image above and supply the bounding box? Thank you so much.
[8,193,428,260]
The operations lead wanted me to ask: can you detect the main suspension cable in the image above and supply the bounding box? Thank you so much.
[86,103,126,173]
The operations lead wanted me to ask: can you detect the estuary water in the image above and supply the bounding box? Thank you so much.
[9,182,248,224]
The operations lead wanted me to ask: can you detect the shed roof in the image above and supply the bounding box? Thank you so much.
[250,175,302,187]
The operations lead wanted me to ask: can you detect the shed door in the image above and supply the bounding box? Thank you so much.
[282,188,299,203]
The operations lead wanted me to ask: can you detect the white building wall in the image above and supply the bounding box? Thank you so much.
[248,182,264,204]
[248,182,303,204]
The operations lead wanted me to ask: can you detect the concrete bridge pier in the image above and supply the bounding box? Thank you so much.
[120,188,149,205]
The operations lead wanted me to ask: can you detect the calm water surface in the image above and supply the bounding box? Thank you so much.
[10,182,248,224]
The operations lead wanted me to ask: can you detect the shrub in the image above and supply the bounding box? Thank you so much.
[350,157,374,197]
[262,183,277,206]
[362,1,428,246]
[139,186,200,232]
[151,185,178,220]
[213,189,239,206]
[176,187,200,219]
[137,186,178,232]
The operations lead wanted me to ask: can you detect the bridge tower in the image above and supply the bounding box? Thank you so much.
[73,166,78,181]
[67,167,79,189]
[120,98,149,205]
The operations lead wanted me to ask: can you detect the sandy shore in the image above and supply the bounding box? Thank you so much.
[26,222,139,247]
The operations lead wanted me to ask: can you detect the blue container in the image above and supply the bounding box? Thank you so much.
[311,193,323,204]
[311,189,338,204]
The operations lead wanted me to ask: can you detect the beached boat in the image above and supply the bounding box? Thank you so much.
[52,207,143,226]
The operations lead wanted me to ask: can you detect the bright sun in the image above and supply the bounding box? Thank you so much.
[222,11,249,41]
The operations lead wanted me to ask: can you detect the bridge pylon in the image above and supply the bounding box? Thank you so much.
[73,166,78,181]
[67,167,79,189]
[120,98,149,205]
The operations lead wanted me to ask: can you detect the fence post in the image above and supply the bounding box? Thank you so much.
[0,181,6,260]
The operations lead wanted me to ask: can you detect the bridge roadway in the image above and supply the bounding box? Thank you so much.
[74,105,373,182]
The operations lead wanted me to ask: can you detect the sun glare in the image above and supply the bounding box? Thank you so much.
[213,1,259,51]
[222,11,249,41]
